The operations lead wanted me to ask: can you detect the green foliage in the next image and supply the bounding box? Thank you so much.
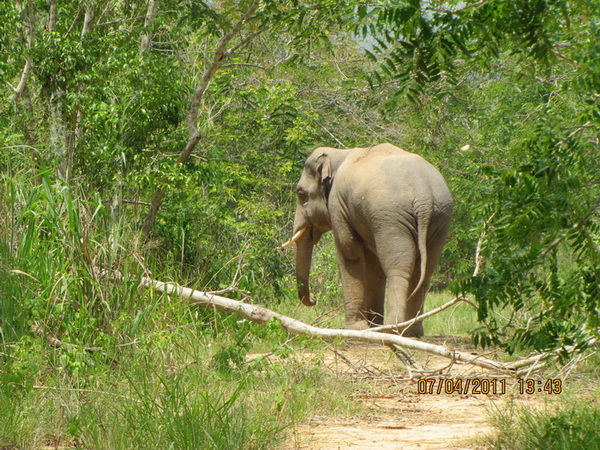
[464,121,599,353]
[356,0,470,101]
[0,165,348,448]
[356,0,584,102]
[354,1,599,355]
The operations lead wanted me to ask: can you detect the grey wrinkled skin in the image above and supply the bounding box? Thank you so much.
[293,143,453,337]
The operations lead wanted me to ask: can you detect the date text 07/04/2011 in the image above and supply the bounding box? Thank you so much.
[416,378,563,395]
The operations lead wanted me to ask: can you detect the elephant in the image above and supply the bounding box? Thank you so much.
[282,143,453,337]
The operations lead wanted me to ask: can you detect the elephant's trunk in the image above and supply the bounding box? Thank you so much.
[295,227,317,307]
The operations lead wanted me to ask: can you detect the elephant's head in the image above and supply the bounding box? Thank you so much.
[283,148,350,307]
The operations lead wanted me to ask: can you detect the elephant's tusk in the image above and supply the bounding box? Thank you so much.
[278,227,307,249]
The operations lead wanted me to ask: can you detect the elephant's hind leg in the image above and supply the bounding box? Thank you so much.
[403,263,426,337]
[376,232,418,331]
[403,221,451,337]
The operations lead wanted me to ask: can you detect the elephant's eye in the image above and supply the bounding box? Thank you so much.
[297,189,308,204]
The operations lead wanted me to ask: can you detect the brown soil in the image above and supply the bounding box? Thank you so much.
[283,339,543,449]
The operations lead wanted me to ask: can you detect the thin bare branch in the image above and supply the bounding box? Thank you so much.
[187,0,262,140]
[427,0,491,14]
[369,296,474,333]
[31,324,117,364]
[33,385,140,403]
[541,194,600,257]
[141,134,201,236]
[221,62,266,70]
[140,277,516,374]
[473,211,496,276]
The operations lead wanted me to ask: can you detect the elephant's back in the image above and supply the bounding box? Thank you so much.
[341,144,450,198]
[345,143,413,163]
[335,144,453,232]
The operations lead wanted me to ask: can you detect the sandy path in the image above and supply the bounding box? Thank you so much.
[284,341,537,449]
[292,395,495,449]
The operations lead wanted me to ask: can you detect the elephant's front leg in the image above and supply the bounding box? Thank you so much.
[334,241,369,330]
[364,249,386,326]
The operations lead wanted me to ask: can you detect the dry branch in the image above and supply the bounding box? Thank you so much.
[369,296,475,333]
[30,324,117,364]
[140,277,518,375]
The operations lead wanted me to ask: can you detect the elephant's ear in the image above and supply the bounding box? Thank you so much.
[317,153,333,200]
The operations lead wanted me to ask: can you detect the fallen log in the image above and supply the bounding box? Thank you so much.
[140,277,517,375]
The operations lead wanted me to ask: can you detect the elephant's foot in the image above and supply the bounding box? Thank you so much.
[346,319,370,331]
[400,321,424,338]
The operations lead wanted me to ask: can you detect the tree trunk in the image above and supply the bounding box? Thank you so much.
[14,0,35,102]
[48,0,57,32]
[140,0,159,51]
[81,2,94,37]
[141,134,201,237]
[13,0,43,184]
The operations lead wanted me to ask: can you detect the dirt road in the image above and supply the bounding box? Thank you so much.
[286,341,538,449]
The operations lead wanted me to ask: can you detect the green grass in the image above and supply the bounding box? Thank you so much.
[0,304,357,449]
[0,337,356,449]
[485,398,600,450]
[424,291,479,337]
[481,349,600,449]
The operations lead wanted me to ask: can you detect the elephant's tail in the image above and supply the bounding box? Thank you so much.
[407,211,429,302]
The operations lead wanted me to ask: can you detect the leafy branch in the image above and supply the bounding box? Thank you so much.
[142,0,263,237]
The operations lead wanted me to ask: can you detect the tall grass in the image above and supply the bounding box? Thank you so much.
[0,168,357,448]
[0,171,137,344]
